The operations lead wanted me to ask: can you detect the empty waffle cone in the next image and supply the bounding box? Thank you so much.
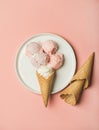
[60,80,85,105]
[72,52,95,89]
[36,71,55,107]
[60,52,95,105]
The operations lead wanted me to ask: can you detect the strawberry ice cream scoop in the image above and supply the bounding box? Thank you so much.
[49,52,64,70]
[31,52,50,68]
[26,42,42,57]
[42,40,58,55]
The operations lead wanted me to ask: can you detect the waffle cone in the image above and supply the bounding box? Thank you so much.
[72,52,95,89]
[60,52,95,105]
[36,71,55,107]
[60,80,85,105]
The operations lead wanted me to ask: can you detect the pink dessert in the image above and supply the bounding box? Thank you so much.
[31,52,50,68]
[49,52,64,70]
[25,40,64,70]
[42,40,58,55]
[26,42,42,57]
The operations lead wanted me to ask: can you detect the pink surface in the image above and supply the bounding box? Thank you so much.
[0,0,99,130]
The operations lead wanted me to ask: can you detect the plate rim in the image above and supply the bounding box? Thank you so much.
[15,33,77,94]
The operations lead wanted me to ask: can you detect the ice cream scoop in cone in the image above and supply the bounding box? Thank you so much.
[36,71,55,107]
[25,40,64,107]
[60,52,95,105]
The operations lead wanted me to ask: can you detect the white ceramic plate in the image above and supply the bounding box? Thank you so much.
[16,33,76,94]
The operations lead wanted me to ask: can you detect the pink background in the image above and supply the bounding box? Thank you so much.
[0,0,99,130]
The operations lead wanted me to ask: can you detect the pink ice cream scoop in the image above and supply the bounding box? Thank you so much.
[25,42,42,57]
[42,40,58,55]
[31,52,50,68]
[49,52,64,70]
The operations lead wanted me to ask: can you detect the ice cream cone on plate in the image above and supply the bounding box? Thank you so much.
[25,40,64,107]
[60,52,95,105]
[36,66,55,107]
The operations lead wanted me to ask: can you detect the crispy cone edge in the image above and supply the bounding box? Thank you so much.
[36,71,55,107]
[60,80,85,105]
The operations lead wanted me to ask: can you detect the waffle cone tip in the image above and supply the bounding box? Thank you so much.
[44,101,48,107]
